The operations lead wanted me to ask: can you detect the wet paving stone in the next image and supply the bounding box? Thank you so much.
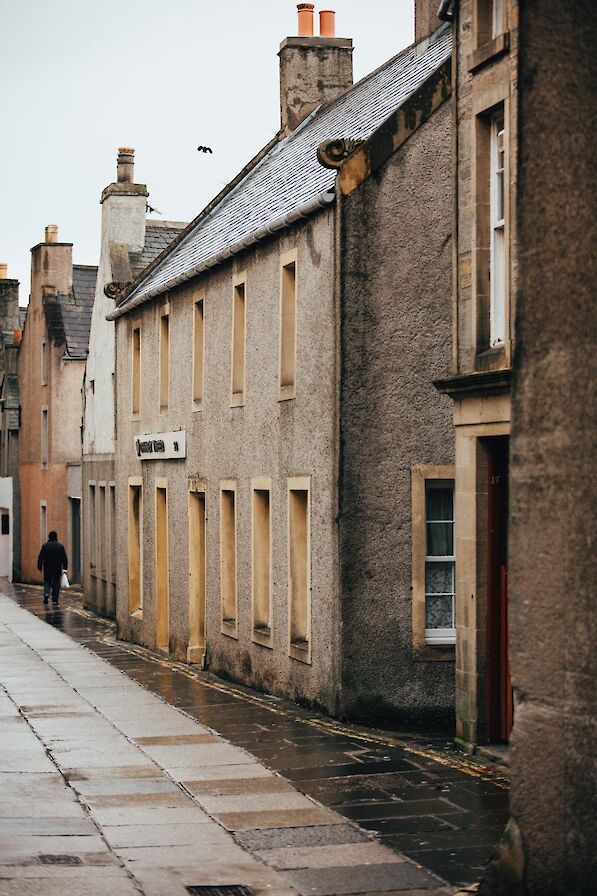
[4,584,510,888]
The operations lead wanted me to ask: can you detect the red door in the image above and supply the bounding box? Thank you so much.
[486,437,512,743]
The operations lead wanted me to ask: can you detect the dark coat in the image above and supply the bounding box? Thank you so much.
[37,541,68,581]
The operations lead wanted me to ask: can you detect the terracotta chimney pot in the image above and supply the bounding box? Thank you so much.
[45,225,59,244]
[13,328,22,345]
[297,3,315,36]
[0,264,7,279]
[117,147,135,184]
[319,9,336,37]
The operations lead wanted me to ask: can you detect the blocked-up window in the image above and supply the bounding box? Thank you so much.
[424,481,456,645]
[128,481,142,614]
[41,340,47,386]
[193,298,204,404]
[279,253,297,399]
[40,407,48,467]
[88,484,97,572]
[132,327,141,416]
[99,484,107,580]
[231,279,246,406]
[220,484,237,631]
[288,479,310,662]
[252,483,272,642]
[159,311,169,410]
[188,488,206,664]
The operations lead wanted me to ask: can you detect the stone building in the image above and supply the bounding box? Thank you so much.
[82,147,185,618]
[18,226,97,584]
[480,3,596,893]
[107,3,455,725]
[0,265,22,580]
[434,0,518,751]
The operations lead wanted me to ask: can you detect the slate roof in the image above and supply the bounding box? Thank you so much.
[19,307,27,330]
[130,222,188,279]
[44,264,98,360]
[114,25,451,316]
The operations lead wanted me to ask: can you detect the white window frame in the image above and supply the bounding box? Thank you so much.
[492,0,504,38]
[489,111,506,347]
[424,480,456,646]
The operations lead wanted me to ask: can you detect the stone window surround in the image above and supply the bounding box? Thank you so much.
[220,479,239,639]
[411,464,456,662]
[472,85,511,372]
[128,476,143,619]
[230,273,247,408]
[278,249,298,402]
[251,477,274,649]
[188,478,207,665]
[192,291,205,410]
[287,476,311,665]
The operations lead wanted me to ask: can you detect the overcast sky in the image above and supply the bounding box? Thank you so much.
[1,0,414,303]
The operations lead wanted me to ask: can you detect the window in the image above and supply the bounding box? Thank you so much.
[490,110,506,347]
[252,480,272,645]
[40,407,48,467]
[231,276,246,407]
[41,340,47,386]
[279,252,297,400]
[424,482,455,645]
[1,513,9,535]
[475,0,505,47]
[411,465,455,658]
[193,297,204,404]
[88,483,97,573]
[288,478,310,662]
[132,326,141,416]
[128,479,143,615]
[220,482,238,634]
[159,309,169,410]
[188,485,206,664]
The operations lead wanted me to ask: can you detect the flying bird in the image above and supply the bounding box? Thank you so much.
[197,145,213,154]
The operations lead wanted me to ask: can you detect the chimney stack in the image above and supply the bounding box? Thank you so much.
[279,5,353,136]
[415,0,441,43]
[117,147,135,184]
[0,264,7,279]
[45,225,59,244]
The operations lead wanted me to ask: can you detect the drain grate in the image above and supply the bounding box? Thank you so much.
[38,854,83,865]
[185,888,253,896]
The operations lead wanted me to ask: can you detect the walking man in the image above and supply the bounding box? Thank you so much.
[37,531,68,605]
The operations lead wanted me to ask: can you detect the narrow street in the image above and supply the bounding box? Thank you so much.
[0,582,509,895]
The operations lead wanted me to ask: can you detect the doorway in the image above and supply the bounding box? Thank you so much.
[486,436,512,742]
[155,483,169,653]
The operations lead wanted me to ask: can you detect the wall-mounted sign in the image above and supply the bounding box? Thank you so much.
[134,431,186,461]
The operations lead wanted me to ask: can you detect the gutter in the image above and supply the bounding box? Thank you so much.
[107,189,335,321]
[438,0,456,21]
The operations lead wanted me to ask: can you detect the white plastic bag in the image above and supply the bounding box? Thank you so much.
[60,572,70,590]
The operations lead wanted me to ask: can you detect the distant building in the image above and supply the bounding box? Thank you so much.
[18,226,97,584]
[107,4,455,725]
[82,148,185,618]
[0,265,22,580]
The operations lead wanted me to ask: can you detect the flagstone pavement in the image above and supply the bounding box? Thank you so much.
[0,582,508,895]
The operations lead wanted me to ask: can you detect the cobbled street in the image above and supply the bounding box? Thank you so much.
[0,582,509,895]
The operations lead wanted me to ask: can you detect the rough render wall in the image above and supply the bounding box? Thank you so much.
[115,211,342,713]
[339,103,455,726]
[503,2,596,892]
[455,0,518,372]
